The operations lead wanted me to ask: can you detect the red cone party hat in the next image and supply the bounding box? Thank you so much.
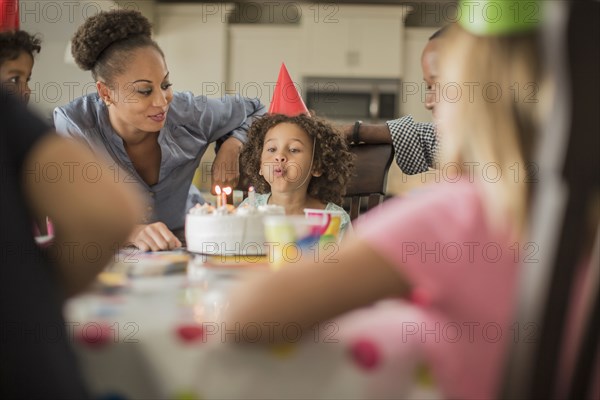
[0,0,19,31]
[268,63,309,116]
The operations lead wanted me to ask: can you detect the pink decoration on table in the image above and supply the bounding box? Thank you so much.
[176,324,204,343]
[75,323,113,348]
[350,339,380,371]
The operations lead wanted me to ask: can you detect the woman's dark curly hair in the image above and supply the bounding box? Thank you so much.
[71,9,163,84]
[0,30,41,66]
[240,113,355,205]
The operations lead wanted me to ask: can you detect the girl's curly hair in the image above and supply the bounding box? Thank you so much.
[0,30,41,66]
[240,113,355,205]
[71,9,162,83]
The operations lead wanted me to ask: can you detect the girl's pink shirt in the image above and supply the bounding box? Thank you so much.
[356,180,520,400]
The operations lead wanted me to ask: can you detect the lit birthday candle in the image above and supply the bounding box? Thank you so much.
[222,186,232,209]
[214,185,222,208]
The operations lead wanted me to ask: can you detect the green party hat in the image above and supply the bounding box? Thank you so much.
[458,0,540,36]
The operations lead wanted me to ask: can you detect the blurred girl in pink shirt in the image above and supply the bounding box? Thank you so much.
[225,14,546,400]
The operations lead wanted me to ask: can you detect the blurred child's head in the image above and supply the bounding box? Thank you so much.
[422,26,447,119]
[241,113,354,205]
[0,30,41,104]
[437,23,546,231]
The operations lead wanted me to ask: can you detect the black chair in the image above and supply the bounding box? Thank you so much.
[342,143,395,220]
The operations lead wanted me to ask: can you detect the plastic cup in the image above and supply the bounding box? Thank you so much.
[303,208,345,242]
[263,216,321,270]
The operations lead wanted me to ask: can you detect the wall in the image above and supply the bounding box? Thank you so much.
[19,0,100,120]
[154,3,229,97]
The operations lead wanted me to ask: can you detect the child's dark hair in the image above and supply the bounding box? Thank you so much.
[240,113,355,205]
[0,30,41,66]
[71,9,162,84]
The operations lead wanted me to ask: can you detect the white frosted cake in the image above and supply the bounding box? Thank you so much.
[185,204,284,255]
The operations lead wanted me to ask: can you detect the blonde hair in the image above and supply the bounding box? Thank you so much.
[438,24,545,236]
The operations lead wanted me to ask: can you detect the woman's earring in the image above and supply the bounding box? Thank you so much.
[104,98,112,107]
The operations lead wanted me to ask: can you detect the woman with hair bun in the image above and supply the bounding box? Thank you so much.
[54,9,266,252]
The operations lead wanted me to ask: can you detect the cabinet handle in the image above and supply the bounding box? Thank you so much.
[346,50,360,67]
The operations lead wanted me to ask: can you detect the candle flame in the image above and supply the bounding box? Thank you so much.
[223,186,232,195]
[215,185,221,195]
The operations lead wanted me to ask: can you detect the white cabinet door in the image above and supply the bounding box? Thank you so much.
[229,25,304,106]
[155,4,230,96]
[350,15,403,77]
[304,16,353,76]
[303,5,410,78]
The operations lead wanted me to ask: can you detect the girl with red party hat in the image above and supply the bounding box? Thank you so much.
[239,63,354,238]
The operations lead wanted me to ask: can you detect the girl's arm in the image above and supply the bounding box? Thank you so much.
[24,134,142,297]
[224,237,410,343]
[211,136,243,190]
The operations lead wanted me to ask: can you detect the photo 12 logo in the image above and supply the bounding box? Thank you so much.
[18,1,139,24]
[0,321,140,345]
[199,2,338,24]
[400,320,539,344]
[199,321,339,344]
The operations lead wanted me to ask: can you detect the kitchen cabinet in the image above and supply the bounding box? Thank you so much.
[228,25,304,106]
[155,3,231,96]
[228,4,412,100]
[302,5,412,78]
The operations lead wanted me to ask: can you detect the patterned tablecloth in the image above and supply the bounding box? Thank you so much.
[65,253,440,399]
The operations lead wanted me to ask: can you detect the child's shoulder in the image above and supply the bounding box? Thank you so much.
[254,193,270,205]
[325,202,351,227]
[325,202,346,214]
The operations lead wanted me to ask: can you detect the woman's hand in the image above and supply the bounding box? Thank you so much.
[129,222,182,251]
[211,137,242,191]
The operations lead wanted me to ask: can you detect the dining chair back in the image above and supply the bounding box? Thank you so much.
[343,143,395,220]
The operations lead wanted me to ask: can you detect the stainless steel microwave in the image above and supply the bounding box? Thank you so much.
[303,77,401,123]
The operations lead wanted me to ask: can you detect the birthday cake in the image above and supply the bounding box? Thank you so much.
[185,203,284,255]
